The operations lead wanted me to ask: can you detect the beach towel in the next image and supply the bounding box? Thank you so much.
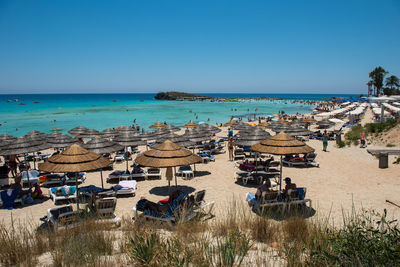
[118,180,137,190]
[1,189,20,210]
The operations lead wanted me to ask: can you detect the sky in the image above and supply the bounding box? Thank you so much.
[0,0,399,94]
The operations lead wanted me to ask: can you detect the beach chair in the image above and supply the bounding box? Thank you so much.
[113,153,125,163]
[40,174,66,187]
[21,170,40,187]
[114,180,136,196]
[305,153,320,167]
[48,185,77,204]
[93,197,121,226]
[282,157,308,167]
[106,170,125,183]
[65,172,86,185]
[198,153,215,164]
[233,148,246,160]
[132,193,197,227]
[177,165,194,180]
[191,190,215,215]
[146,167,162,180]
[46,205,83,230]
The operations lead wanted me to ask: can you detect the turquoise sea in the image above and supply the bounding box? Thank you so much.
[0,93,355,136]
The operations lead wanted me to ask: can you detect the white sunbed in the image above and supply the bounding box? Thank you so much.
[65,173,86,185]
[46,205,82,230]
[115,180,137,196]
[48,186,77,204]
[94,197,121,226]
[113,154,125,162]
[177,166,194,180]
[146,168,162,179]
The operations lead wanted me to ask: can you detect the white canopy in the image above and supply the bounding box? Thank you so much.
[372,107,390,116]
[383,103,400,113]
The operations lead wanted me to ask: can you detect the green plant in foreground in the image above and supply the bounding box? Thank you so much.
[387,143,396,147]
[129,232,160,266]
[207,230,253,267]
[306,209,400,266]
[337,140,346,148]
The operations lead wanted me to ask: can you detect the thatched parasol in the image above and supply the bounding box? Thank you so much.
[223,121,235,127]
[47,133,78,149]
[149,122,166,129]
[184,121,199,128]
[68,125,89,135]
[163,124,181,132]
[198,123,221,134]
[257,121,269,128]
[83,137,123,187]
[303,117,317,123]
[24,130,48,141]
[317,119,335,128]
[0,134,17,143]
[75,129,103,139]
[113,131,144,172]
[102,128,116,138]
[115,125,137,133]
[251,132,315,189]
[39,144,110,207]
[135,140,201,190]
[232,122,252,131]
[0,137,48,156]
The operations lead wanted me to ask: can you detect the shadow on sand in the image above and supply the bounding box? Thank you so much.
[149,185,196,196]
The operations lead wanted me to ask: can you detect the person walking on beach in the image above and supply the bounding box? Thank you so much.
[228,128,233,139]
[322,130,328,152]
[228,137,235,161]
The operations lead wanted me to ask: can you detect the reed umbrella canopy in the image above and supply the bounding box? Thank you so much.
[76,129,103,139]
[83,137,124,154]
[184,121,199,128]
[39,144,110,173]
[149,122,166,129]
[251,132,315,189]
[68,125,89,135]
[303,117,317,123]
[135,140,201,168]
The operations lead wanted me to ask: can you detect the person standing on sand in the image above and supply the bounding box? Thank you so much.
[322,130,328,152]
[228,137,235,161]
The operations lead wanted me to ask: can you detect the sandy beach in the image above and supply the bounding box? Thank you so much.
[1,111,399,229]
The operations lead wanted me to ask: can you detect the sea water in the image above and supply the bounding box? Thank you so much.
[0,93,355,136]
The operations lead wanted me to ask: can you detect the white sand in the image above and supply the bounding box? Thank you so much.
[1,121,400,228]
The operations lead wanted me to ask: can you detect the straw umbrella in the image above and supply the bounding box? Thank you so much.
[39,144,110,209]
[317,119,335,129]
[102,128,116,138]
[163,124,180,132]
[149,122,166,130]
[135,140,201,191]
[83,137,124,188]
[0,137,49,184]
[223,121,235,127]
[257,121,269,128]
[184,121,199,128]
[68,125,89,135]
[47,133,78,149]
[113,131,145,172]
[75,129,103,139]
[251,132,315,190]
[198,123,221,134]
[0,134,17,143]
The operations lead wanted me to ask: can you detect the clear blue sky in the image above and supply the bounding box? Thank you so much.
[0,0,399,94]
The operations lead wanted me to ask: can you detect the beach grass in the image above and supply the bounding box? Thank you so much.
[0,202,399,266]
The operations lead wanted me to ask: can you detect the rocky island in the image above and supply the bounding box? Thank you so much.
[154,91,214,101]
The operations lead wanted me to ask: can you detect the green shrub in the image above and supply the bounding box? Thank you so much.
[365,118,399,134]
[393,157,400,164]
[387,143,396,147]
[337,140,346,148]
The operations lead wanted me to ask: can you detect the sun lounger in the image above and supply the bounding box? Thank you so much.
[93,197,121,226]
[64,172,86,185]
[0,189,24,209]
[114,180,136,196]
[106,170,126,183]
[130,171,146,180]
[257,188,312,213]
[177,165,194,180]
[46,205,83,230]
[132,193,201,227]
[146,167,162,179]
[49,185,77,204]
[113,153,125,163]
[21,170,40,187]
[233,148,246,160]
[198,153,215,164]
[40,174,65,187]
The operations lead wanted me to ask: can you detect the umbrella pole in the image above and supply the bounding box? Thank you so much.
[280,155,283,191]
[174,167,177,187]
[76,174,79,210]
[100,169,104,189]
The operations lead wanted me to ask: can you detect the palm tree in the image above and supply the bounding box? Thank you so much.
[367,80,374,97]
[369,66,388,96]
[385,75,399,89]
